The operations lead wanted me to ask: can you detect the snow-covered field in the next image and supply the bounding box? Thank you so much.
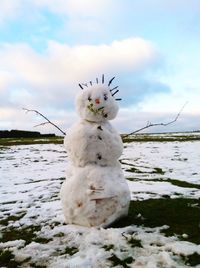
[0,135,200,267]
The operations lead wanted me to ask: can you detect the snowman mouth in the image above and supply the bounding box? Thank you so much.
[87,103,107,117]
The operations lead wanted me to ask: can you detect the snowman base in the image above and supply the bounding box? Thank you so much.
[60,164,130,228]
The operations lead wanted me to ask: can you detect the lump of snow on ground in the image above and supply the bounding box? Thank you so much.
[1,224,200,267]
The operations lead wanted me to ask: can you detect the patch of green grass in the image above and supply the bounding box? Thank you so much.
[111,198,200,244]
[121,233,142,248]
[34,237,52,243]
[181,252,200,267]
[1,225,41,245]
[0,249,32,267]
[63,247,78,256]
[125,167,143,174]
[29,264,47,268]
[152,167,165,175]
[0,250,21,268]
[126,177,200,190]
[1,200,16,205]
[145,178,200,189]
[0,212,26,226]
[172,157,188,161]
[122,134,200,143]
[0,137,63,146]
[169,179,200,189]
[54,232,65,237]
[2,133,200,146]
[125,166,165,175]
[125,177,140,182]
[126,237,142,248]
[108,254,134,268]
[103,244,115,251]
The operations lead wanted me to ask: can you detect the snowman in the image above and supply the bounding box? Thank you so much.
[60,75,131,227]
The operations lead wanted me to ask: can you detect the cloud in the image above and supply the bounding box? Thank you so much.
[0,107,38,132]
[0,37,169,132]
[1,0,199,40]
[0,38,160,109]
[59,0,115,34]
[114,108,200,134]
[0,0,115,34]
[33,0,113,16]
[0,0,199,134]
[0,0,23,25]
[154,0,200,12]
[0,106,78,134]
[0,72,13,92]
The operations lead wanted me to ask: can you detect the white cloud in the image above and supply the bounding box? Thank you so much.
[0,0,23,25]
[0,72,13,92]
[157,0,200,12]
[33,0,69,14]
[0,38,158,108]
[114,108,200,134]
[33,0,113,16]
[0,0,199,133]
[0,106,79,134]
[67,0,113,16]
[0,0,117,37]
[0,108,30,130]
[62,0,115,33]
[0,37,163,132]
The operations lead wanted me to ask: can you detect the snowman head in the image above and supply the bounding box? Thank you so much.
[76,75,121,122]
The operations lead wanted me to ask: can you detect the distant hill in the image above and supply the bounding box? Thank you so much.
[0,130,56,138]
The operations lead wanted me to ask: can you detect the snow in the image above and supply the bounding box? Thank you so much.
[0,137,200,267]
[123,140,200,200]
[60,165,130,227]
[64,120,123,167]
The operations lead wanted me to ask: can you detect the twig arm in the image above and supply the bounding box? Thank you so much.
[23,108,66,136]
[122,102,188,138]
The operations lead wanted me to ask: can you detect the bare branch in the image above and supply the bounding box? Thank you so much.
[23,108,66,136]
[122,102,188,138]
[33,122,50,128]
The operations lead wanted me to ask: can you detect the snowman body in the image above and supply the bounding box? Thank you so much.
[60,82,131,227]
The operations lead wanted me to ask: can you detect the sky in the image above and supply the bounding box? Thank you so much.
[0,0,200,134]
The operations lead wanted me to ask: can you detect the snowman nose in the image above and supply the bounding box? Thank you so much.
[95,98,100,104]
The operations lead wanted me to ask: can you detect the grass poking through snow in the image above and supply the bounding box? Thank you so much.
[112,198,200,244]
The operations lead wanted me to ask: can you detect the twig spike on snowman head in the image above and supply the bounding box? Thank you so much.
[78,83,84,90]
[102,74,104,84]
[78,75,122,101]
[108,77,115,87]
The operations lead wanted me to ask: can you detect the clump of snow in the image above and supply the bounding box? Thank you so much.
[0,239,25,250]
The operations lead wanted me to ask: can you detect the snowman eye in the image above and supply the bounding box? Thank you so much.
[104,94,108,101]
[88,95,92,102]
